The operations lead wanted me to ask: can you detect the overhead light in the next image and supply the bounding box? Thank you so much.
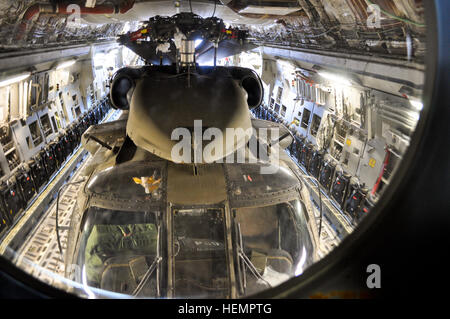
[94,53,106,66]
[318,71,352,86]
[277,60,294,69]
[108,48,119,55]
[0,72,31,88]
[56,60,76,70]
[122,22,131,34]
[410,112,420,121]
[409,99,423,111]
[194,39,203,49]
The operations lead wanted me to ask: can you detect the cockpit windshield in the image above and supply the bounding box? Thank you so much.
[70,198,313,298]
[77,207,160,297]
[172,208,230,298]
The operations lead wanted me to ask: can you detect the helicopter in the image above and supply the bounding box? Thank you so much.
[62,12,320,299]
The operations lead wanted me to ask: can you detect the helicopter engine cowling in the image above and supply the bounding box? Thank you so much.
[125,65,257,163]
[109,67,144,110]
[227,66,264,109]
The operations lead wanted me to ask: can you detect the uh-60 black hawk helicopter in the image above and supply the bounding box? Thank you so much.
[63,12,320,299]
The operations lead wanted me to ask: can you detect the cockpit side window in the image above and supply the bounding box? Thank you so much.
[233,200,314,296]
[76,207,160,297]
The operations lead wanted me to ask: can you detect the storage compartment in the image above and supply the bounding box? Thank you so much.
[0,182,25,222]
[310,114,322,137]
[39,113,53,137]
[319,160,336,191]
[29,154,48,190]
[330,172,351,207]
[301,108,311,129]
[299,142,313,169]
[16,170,36,204]
[308,149,323,178]
[29,121,43,147]
[43,146,58,175]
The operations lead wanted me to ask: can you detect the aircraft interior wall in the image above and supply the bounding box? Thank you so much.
[0,44,128,231]
[231,49,422,226]
[0,0,440,300]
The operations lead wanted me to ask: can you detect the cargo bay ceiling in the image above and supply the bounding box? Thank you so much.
[0,0,425,61]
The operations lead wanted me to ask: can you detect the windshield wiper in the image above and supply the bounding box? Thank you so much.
[132,256,161,297]
[236,223,246,293]
[236,223,272,289]
[132,223,162,297]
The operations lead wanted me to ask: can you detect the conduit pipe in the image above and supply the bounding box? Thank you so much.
[17,0,135,39]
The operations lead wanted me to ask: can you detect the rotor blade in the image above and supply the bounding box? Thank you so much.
[196,39,258,64]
